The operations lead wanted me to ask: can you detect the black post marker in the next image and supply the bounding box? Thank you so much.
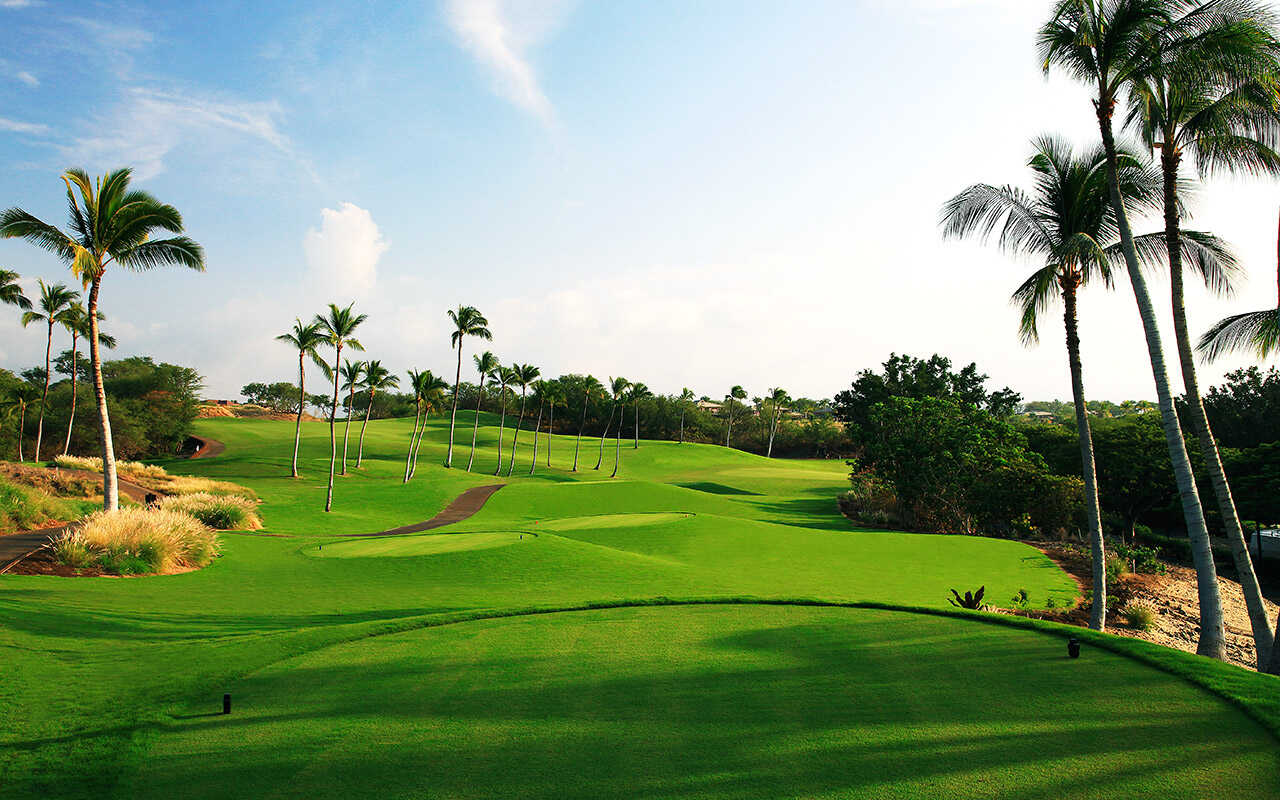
[1067,638,1081,659]
[223,693,231,714]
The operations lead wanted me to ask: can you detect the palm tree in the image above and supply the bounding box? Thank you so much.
[573,375,603,472]
[315,303,367,511]
[355,360,398,468]
[0,269,30,311]
[467,351,499,472]
[493,366,515,475]
[276,319,328,478]
[544,384,563,467]
[724,385,747,448]
[528,380,547,476]
[595,376,626,470]
[403,369,426,484]
[445,306,492,468]
[407,370,448,481]
[5,383,39,461]
[630,382,652,448]
[20,280,79,462]
[1040,0,1230,660]
[677,388,695,444]
[338,359,366,476]
[942,134,1179,631]
[609,377,631,478]
[1123,7,1280,667]
[506,364,540,477]
[1,168,204,511]
[765,387,790,458]
[59,303,115,457]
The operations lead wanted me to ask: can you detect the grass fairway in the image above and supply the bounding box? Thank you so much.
[2,414,1277,797]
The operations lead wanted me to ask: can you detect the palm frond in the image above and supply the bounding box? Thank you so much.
[1198,307,1280,360]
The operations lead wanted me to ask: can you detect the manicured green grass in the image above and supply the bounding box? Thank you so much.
[1,414,1275,798]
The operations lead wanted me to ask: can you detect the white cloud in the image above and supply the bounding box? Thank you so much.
[443,0,572,123]
[1,0,35,7]
[303,203,389,299]
[15,70,38,87]
[0,116,47,134]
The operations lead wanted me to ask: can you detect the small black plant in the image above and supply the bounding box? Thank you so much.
[1010,588,1030,609]
[948,586,986,609]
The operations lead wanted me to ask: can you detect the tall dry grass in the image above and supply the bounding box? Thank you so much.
[53,508,221,575]
[160,493,262,530]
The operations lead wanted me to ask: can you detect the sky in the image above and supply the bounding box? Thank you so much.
[1,0,1278,404]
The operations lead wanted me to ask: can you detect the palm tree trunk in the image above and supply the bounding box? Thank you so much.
[16,402,25,461]
[679,408,685,444]
[466,378,483,472]
[403,399,422,483]
[595,402,615,470]
[446,346,462,467]
[546,402,554,467]
[494,391,508,476]
[1063,280,1108,631]
[1161,147,1274,669]
[291,353,305,478]
[356,389,374,468]
[87,279,118,512]
[34,319,52,462]
[340,386,355,476]
[324,344,341,512]
[573,394,587,471]
[1096,95,1225,659]
[507,390,527,477]
[410,403,428,479]
[611,402,623,478]
[766,409,777,458]
[724,405,733,447]
[63,337,78,457]
[633,401,639,449]
[529,398,544,476]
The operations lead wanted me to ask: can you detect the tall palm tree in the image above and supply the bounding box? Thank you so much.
[528,380,547,476]
[609,377,631,478]
[765,387,790,458]
[354,360,398,469]
[338,359,366,476]
[315,303,367,512]
[20,280,79,462]
[403,369,426,484]
[630,382,652,448]
[1,168,204,511]
[0,269,31,311]
[1200,208,1280,674]
[408,370,449,481]
[1040,0,1230,659]
[506,364,540,477]
[724,385,747,448]
[467,351,499,472]
[544,384,563,467]
[942,134,1180,631]
[59,303,115,457]
[1123,7,1280,668]
[276,319,328,478]
[595,376,627,470]
[573,375,603,471]
[5,383,39,461]
[445,306,492,468]
[678,388,695,444]
[493,366,515,475]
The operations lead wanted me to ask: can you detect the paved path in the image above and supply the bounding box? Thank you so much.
[343,484,506,537]
[189,436,226,459]
[0,525,70,573]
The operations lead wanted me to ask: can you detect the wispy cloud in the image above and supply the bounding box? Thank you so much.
[1,0,36,8]
[443,0,573,124]
[67,16,153,51]
[15,70,38,87]
[0,115,47,134]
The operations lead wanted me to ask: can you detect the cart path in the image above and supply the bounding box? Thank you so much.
[342,484,506,537]
[189,436,226,459]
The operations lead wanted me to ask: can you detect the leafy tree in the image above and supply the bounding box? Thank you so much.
[1,167,204,511]
[1199,367,1280,448]
[1039,0,1230,660]
[355,360,398,468]
[315,303,367,511]
[276,319,328,478]
[467,351,499,472]
[445,306,492,468]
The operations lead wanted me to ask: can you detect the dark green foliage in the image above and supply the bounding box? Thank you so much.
[1113,543,1166,575]
[1200,367,1280,449]
[240,381,301,412]
[949,586,986,609]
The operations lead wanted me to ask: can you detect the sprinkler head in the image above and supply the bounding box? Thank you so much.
[1067,638,1081,659]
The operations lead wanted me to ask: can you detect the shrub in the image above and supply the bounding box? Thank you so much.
[1123,605,1156,631]
[948,586,986,609]
[0,476,89,531]
[155,476,257,500]
[54,508,220,574]
[1105,555,1129,584]
[160,493,262,530]
[840,469,901,528]
[1113,543,1166,575]
[1009,588,1030,609]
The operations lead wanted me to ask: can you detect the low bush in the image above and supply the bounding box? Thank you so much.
[0,476,92,531]
[160,493,262,530]
[1112,543,1166,575]
[839,469,901,528]
[54,508,220,575]
[1123,605,1156,631]
[1009,588,1030,609]
[1105,555,1129,584]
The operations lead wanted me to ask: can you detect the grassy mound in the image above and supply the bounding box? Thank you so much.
[0,474,96,531]
[160,493,262,531]
[53,455,256,499]
[53,508,221,575]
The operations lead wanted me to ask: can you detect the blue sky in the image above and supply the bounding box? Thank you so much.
[1,0,1278,402]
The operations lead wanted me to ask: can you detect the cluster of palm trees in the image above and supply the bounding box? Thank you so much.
[942,0,1280,674]
[1,168,203,510]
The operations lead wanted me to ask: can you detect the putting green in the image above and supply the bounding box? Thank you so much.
[127,605,1280,800]
[537,512,694,531]
[307,531,532,559]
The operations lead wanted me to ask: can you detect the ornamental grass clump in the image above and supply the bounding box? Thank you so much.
[1123,605,1156,632]
[54,508,220,575]
[53,454,169,479]
[160,492,262,530]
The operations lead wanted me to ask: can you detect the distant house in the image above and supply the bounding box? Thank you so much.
[1023,410,1056,421]
[697,400,724,415]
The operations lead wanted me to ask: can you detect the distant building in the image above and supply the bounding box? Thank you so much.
[1023,410,1056,421]
[697,400,724,415]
